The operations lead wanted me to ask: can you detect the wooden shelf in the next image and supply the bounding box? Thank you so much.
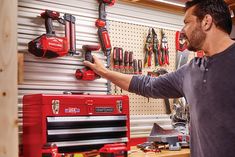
[119,0,185,15]
[119,0,235,18]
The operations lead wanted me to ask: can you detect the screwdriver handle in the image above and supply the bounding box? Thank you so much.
[138,59,142,75]
[133,59,138,74]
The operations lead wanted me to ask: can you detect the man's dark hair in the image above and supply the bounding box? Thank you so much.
[185,0,232,34]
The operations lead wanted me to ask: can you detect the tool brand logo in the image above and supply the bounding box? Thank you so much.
[52,100,60,114]
[95,107,114,113]
[65,107,80,113]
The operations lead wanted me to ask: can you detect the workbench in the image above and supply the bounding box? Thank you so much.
[128,147,190,157]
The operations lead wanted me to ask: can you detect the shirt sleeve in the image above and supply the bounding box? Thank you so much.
[128,65,187,99]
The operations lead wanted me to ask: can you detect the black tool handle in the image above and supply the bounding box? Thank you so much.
[82,45,101,63]
[138,59,142,74]
[124,51,129,67]
[41,10,60,35]
[64,14,76,54]
[129,51,133,68]
[99,2,107,21]
[44,15,53,34]
[133,59,138,74]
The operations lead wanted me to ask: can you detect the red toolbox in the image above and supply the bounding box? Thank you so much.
[23,94,130,157]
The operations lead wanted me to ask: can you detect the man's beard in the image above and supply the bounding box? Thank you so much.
[187,25,206,52]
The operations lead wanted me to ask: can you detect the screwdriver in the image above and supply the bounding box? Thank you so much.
[133,59,138,75]
[129,51,133,74]
[138,59,142,75]
[124,51,129,74]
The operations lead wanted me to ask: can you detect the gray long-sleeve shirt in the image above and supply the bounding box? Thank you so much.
[129,43,235,157]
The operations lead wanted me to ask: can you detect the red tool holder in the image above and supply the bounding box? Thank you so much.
[23,94,130,157]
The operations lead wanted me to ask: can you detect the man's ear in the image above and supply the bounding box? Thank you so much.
[201,14,213,31]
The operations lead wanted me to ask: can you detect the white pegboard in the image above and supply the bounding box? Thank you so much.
[108,20,179,115]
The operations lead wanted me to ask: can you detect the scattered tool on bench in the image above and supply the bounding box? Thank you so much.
[99,143,128,157]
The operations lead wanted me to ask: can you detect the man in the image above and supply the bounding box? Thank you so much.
[84,0,235,156]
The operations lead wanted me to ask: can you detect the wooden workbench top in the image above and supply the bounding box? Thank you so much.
[128,147,190,157]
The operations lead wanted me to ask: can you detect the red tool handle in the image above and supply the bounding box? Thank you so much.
[113,47,120,69]
[119,48,124,70]
[147,51,152,67]
[158,47,163,66]
[98,28,111,56]
[165,48,169,65]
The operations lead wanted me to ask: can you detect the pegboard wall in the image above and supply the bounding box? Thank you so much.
[108,20,178,115]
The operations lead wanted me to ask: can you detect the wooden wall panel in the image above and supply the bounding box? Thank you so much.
[0,0,18,157]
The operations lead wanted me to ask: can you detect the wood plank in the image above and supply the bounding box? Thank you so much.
[129,147,190,157]
[18,53,24,84]
[0,0,18,157]
[119,0,184,15]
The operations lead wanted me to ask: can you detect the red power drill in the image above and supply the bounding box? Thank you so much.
[75,45,101,81]
[28,10,76,58]
[96,0,115,67]
[99,143,128,157]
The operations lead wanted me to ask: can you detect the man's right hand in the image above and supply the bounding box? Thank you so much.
[83,55,133,91]
[83,55,108,77]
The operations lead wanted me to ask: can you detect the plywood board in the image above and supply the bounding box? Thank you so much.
[0,0,18,157]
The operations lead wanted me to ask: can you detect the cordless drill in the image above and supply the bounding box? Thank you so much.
[75,45,101,81]
[28,10,76,58]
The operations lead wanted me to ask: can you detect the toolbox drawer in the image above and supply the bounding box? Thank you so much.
[23,94,130,157]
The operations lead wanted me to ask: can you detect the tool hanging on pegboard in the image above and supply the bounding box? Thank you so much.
[133,59,138,75]
[124,51,129,74]
[144,28,153,67]
[129,51,134,74]
[159,29,170,66]
[175,31,190,69]
[152,28,159,67]
[28,10,77,58]
[96,0,115,67]
[175,31,187,52]
[75,45,101,81]
[138,59,143,75]
[112,47,119,93]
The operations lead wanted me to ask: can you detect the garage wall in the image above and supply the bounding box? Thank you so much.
[17,0,184,143]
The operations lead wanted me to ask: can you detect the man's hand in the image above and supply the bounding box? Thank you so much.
[83,55,133,91]
[83,55,109,77]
